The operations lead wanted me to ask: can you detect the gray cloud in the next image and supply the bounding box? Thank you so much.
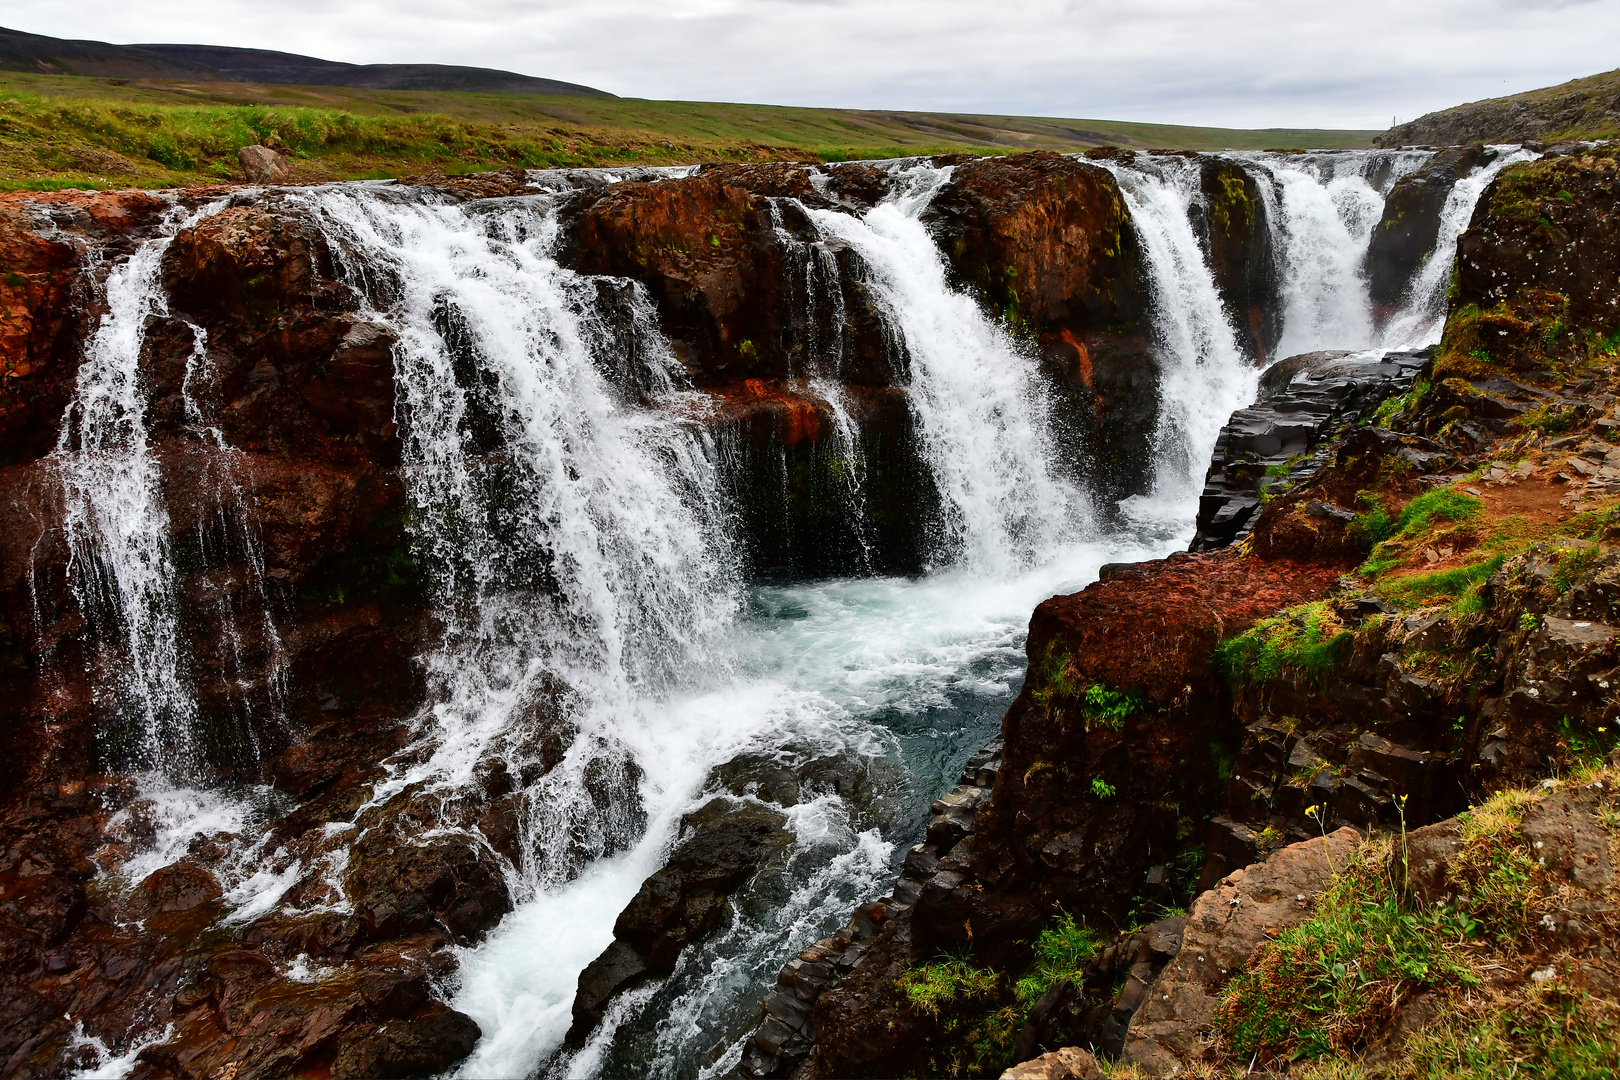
[10,0,1620,128]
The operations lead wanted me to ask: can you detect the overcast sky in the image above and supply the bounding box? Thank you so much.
[10,0,1620,129]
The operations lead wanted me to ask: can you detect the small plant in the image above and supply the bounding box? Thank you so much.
[1519,612,1540,632]
[1090,776,1117,799]
[1348,491,1394,550]
[1216,601,1349,686]
[1015,912,1102,1005]
[898,954,1000,1016]
[1080,683,1141,728]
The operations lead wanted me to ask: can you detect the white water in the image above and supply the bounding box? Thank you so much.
[1377,146,1542,348]
[1097,155,1258,521]
[810,163,1094,573]
[57,146,1528,1078]
[1235,151,1429,357]
[54,207,202,775]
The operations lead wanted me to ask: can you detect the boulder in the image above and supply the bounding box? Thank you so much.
[1000,1046,1104,1080]
[239,144,291,185]
[1122,827,1361,1074]
[567,797,791,1042]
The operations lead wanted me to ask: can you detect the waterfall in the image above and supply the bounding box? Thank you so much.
[1095,155,1256,521]
[1232,151,1428,357]
[294,187,742,882]
[52,200,239,780]
[1377,146,1541,349]
[808,163,1094,573]
[45,142,1539,1079]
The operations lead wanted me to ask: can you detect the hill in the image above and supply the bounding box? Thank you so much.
[0,25,607,97]
[1375,67,1620,147]
[0,71,1378,191]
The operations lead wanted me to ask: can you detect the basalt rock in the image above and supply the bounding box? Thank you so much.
[709,380,941,576]
[1366,146,1489,313]
[570,797,792,1043]
[1452,145,1620,366]
[735,742,1002,1079]
[1122,828,1361,1074]
[1190,349,1430,551]
[800,553,1342,1079]
[1193,158,1282,363]
[922,151,1158,499]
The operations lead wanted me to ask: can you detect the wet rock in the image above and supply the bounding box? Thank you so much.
[1366,146,1486,312]
[1191,349,1429,552]
[922,151,1157,501]
[1123,827,1360,1074]
[136,862,223,915]
[345,828,512,946]
[1195,158,1281,363]
[329,1001,480,1079]
[558,165,898,389]
[568,797,791,1042]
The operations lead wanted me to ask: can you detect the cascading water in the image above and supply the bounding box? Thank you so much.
[52,141,1536,1080]
[54,209,201,775]
[1095,154,1258,520]
[1233,150,1430,357]
[810,163,1094,573]
[1376,146,1542,348]
[50,197,287,780]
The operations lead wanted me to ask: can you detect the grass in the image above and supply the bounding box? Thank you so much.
[898,954,1001,1017]
[1216,600,1351,686]
[0,71,1378,188]
[1216,773,1620,1076]
[1216,837,1479,1061]
[1014,912,1104,1006]
[1377,554,1505,611]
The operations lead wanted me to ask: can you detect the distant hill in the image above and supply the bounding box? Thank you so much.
[0,26,610,98]
[1375,68,1620,147]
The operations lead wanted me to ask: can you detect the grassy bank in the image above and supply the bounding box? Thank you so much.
[0,72,1378,190]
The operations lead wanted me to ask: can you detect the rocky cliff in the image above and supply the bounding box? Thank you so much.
[754,143,1620,1079]
[0,141,1549,1078]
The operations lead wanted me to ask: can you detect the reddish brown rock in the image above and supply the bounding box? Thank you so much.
[560,164,901,390]
[922,151,1158,497]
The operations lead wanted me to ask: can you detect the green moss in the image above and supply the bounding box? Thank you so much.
[1394,489,1483,537]
[1378,554,1505,610]
[1216,601,1350,686]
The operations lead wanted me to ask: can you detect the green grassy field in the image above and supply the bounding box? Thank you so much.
[0,72,1378,190]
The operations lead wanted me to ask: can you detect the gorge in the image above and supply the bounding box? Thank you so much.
[0,138,1594,1080]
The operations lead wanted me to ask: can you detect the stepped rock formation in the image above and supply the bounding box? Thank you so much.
[0,140,1558,1077]
[742,143,1620,1079]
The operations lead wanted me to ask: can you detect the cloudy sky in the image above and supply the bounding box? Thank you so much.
[11,0,1620,129]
